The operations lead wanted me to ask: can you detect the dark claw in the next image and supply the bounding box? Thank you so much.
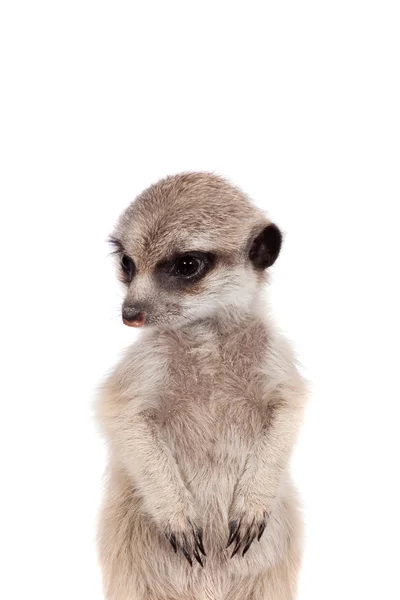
[230,535,242,558]
[258,521,266,541]
[227,520,240,548]
[193,548,204,567]
[182,546,193,566]
[195,529,206,556]
[242,533,256,556]
[182,535,193,566]
[169,534,178,553]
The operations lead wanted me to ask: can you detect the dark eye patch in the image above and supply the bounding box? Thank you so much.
[157,251,216,288]
[120,254,136,282]
[108,237,136,284]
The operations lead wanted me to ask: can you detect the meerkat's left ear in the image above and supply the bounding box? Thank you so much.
[249,223,282,269]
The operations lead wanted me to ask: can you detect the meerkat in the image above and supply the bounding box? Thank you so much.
[96,172,307,600]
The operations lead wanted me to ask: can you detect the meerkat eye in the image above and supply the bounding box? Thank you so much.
[173,256,202,278]
[158,252,215,284]
[120,254,136,280]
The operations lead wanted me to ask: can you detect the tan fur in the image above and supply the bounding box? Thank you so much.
[96,173,307,599]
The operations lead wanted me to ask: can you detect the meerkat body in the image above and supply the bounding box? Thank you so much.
[97,173,307,600]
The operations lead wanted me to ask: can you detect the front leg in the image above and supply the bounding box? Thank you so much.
[227,390,305,557]
[99,384,206,566]
[121,410,206,566]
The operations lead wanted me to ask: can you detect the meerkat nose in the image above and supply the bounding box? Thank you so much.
[122,310,146,327]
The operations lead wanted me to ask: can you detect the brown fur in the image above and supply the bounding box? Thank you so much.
[97,173,307,599]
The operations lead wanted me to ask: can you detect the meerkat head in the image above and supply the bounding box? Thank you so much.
[109,172,282,329]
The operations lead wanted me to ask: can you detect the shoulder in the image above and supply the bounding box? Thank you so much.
[95,330,170,434]
[261,317,309,405]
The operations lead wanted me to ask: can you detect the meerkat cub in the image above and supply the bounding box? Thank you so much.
[96,172,307,600]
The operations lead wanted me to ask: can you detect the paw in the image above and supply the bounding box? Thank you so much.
[163,510,206,567]
[227,506,269,557]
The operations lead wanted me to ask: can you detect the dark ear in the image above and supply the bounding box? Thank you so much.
[249,223,282,269]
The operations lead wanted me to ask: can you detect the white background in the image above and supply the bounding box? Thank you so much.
[1,1,399,599]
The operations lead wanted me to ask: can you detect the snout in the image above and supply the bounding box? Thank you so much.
[122,305,147,327]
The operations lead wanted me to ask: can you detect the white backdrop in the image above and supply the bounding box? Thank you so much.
[1,1,399,599]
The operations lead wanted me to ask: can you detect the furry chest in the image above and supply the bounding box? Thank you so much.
[153,330,267,467]
[157,373,265,468]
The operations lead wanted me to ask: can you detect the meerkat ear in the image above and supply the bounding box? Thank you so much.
[249,223,282,269]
